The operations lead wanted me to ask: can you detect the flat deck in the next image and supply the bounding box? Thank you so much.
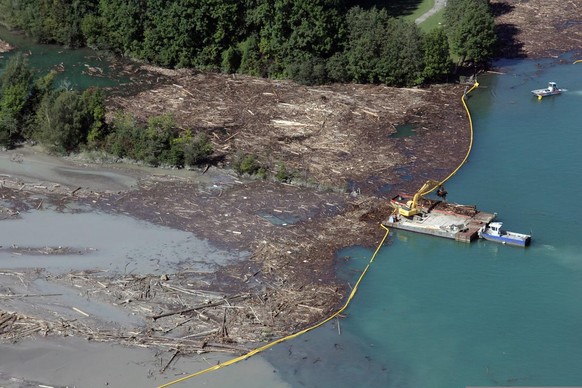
[383,203,496,243]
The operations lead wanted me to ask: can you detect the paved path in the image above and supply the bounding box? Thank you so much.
[415,0,447,24]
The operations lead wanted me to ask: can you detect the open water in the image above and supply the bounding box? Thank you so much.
[0,25,127,89]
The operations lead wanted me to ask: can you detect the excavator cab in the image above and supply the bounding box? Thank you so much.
[395,180,441,218]
[399,200,419,217]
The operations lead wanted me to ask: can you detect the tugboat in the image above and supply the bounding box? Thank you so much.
[478,222,531,247]
[531,82,565,99]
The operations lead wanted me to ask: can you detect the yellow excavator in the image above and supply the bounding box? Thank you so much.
[395,179,441,217]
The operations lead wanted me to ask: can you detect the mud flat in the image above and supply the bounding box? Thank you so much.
[0,147,137,192]
[0,337,289,387]
[0,147,360,384]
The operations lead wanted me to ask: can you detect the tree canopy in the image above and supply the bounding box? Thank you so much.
[0,0,497,85]
[0,53,36,147]
[444,0,497,66]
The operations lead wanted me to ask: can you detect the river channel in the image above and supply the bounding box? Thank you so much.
[2,26,582,387]
[0,25,128,89]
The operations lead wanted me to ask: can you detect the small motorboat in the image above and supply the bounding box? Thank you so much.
[531,82,566,99]
[478,222,531,247]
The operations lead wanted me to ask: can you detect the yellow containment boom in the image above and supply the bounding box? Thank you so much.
[398,179,441,217]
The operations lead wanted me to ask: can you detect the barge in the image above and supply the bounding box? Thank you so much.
[384,194,496,243]
[384,182,532,246]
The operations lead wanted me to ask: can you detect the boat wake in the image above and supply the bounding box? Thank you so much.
[543,245,582,271]
[541,244,556,251]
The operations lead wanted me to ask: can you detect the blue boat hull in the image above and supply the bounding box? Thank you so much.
[481,233,531,247]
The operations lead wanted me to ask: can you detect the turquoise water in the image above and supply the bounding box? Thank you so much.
[263,54,582,387]
[0,26,127,89]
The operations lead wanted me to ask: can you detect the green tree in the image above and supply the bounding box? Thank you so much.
[344,6,390,83]
[104,112,139,158]
[35,90,86,154]
[326,52,349,83]
[422,28,451,82]
[0,0,466,86]
[237,35,263,76]
[183,132,214,166]
[81,13,107,49]
[105,114,213,167]
[275,162,294,182]
[20,70,57,139]
[444,0,496,66]
[221,46,242,73]
[286,55,328,85]
[344,7,424,86]
[138,114,179,165]
[98,0,146,55]
[82,88,107,148]
[0,53,34,148]
[376,18,424,86]
[0,0,22,29]
[139,0,242,68]
[243,0,345,78]
[2,0,98,47]
[141,0,196,67]
[233,153,261,176]
[34,87,105,154]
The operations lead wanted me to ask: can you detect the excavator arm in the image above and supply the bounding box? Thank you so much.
[398,179,441,217]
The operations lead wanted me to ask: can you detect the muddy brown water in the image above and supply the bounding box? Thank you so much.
[0,148,263,386]
[0,209,249,274]
[0,147,249,275]
[0,336,290,387]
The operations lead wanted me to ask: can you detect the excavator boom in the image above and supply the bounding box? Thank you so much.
[396,179,441,217]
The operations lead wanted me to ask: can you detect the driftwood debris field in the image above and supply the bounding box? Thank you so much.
[2,0,580,374]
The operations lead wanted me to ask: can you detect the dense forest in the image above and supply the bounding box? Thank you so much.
[0,0,496,86]
[0,0,497,166]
